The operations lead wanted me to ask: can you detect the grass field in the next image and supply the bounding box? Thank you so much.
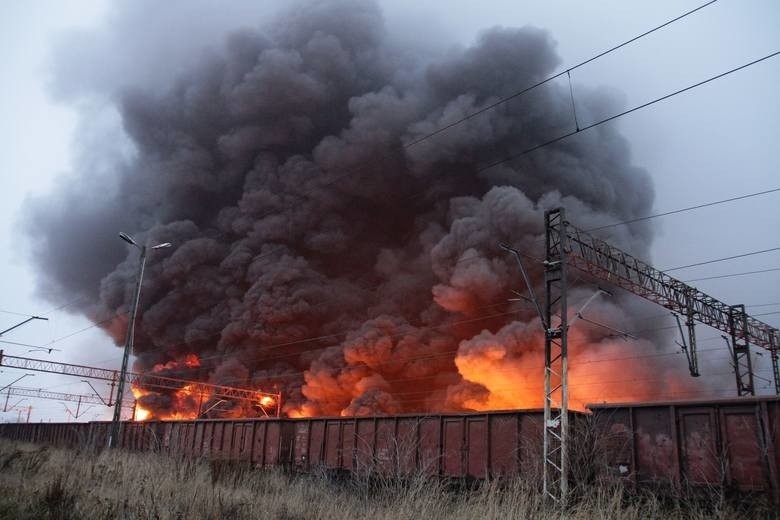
[0,440,774,519]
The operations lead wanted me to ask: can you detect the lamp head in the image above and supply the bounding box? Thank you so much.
[118,232,138,247]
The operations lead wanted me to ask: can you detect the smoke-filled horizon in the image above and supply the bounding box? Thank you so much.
[22,0,697,418]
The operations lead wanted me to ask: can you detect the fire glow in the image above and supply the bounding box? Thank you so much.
[130,354,282,421]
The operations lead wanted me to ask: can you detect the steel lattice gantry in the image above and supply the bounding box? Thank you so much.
[3,386,113,407]
[539,207,780,504]
[555,210,780,396]
[0,352,281,414]
[2,386,134,414]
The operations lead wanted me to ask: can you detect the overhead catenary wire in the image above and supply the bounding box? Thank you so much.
[664,246,780,272]
[683,267,780,282]
[474,50,780,175]
[583,187,780,233]
[403,0,719,148]
[165,1,726,268]
[748,302,780,308]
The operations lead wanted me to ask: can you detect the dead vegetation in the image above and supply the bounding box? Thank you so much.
[0,440,773,520]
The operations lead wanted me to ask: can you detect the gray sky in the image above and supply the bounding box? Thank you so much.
[1,0,778,422]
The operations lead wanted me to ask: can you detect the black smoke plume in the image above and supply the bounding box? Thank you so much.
[23,0,684,417]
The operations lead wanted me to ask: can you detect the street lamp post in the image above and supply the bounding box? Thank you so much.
[107,233,171,448]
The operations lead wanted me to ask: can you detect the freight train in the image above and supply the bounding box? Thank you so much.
[1,396,777,499]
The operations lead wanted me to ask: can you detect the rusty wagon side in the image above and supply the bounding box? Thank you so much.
[590,396,779,499]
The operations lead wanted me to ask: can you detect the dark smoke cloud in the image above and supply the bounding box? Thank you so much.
[23,0,679,417]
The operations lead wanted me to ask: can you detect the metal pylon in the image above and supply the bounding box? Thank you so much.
[729,304,755,396]
[543,208,569,503]
[770,333,780,396]
[684,288,699,377]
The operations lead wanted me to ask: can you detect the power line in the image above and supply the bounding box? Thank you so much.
[475,50,780,175]
[584,187,780,233]
[0,339,61,353]
[404,0,719,148]
[0,309,38,319]
[683,267,780,282]
[39,294,90,317]
[664,246,780,272]
[42,312,128,347]
[0,281,126,321]
[157,2,723,271]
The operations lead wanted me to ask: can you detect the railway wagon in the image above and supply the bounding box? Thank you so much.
[282,410,551,478]
[0,409,561,479]
[116,409,559,479]
[2,398,779,497]
[590,396,780,500]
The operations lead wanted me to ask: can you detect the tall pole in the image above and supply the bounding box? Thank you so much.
[729,304,755,396]
[108,245,147,448]
[543,208,569,504]
[770,333,780,396]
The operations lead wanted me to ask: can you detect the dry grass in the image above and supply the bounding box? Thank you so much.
[0,440,773,520]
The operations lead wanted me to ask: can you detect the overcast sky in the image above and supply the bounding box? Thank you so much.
[1,0,778,422]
